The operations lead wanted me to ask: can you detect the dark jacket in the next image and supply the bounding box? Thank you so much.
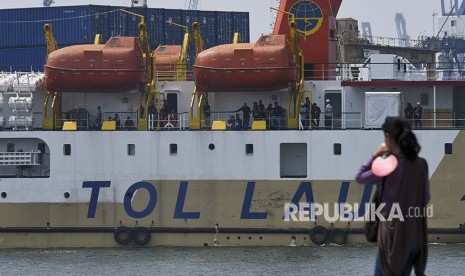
[356,156,429,275]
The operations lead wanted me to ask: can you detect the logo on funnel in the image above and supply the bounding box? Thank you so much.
[288,0,324,36]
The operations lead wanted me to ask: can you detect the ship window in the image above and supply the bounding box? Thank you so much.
[246,144,254,155]
[7,143,14,152]
[260,36,269,42]
[170,144,177,155]
[109,38,119,47]
[280,143,307,178]
[159,46,166,52]
[63,144,71,156]
[330,29,335,38]
[445,143,452,155]
[451,20,457,27]
[420,93,429,106]
[334,143,342,155]
[127,144,135,156]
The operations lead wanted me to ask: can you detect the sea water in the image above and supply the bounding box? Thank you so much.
[0,244,463,276]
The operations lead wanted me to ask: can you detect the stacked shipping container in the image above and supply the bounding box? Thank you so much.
[0,5,250,72]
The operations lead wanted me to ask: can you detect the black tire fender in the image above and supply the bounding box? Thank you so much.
[310,226,329,245]
[132,227,151,246]
[114,226,133,245]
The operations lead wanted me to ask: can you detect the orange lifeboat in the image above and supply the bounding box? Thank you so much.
[45,37,146,93]
[154,45,181,72]
[193,34,298,92]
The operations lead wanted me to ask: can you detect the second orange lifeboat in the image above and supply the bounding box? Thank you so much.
[193,34,298,92]
[45,37,146,93]
[154,45,182,71]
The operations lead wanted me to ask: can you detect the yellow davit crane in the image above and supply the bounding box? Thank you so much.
[165,21,190,81]
[43,24,62,130]
[189,21,208,130]
[121,9,160,130]
[271,7,305,129]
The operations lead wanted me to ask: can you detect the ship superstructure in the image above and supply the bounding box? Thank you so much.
[0,0,464,248]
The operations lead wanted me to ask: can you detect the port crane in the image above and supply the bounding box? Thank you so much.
[361,22,373,44]
[395,13,410,47]
[441,0,465,16]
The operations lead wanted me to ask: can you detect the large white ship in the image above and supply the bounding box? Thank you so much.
[0,0,464,248]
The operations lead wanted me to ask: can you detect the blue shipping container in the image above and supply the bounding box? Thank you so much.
[0,5,250,71]
[0,6,94,48]
[0,47,47,72]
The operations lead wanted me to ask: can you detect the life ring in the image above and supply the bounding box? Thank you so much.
[132,227,151,246]
[310,226,329,245]
[329,228,347,245]
[114,226,132,245]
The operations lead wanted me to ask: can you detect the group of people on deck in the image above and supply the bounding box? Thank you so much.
[404,101,423,129]
[224,101,286,130]
[299,97,324,129]
[202,98,331,130]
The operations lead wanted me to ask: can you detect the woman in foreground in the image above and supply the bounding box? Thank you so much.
[356,117,430,276]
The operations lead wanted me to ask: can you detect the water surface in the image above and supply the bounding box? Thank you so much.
[0,244,463,276]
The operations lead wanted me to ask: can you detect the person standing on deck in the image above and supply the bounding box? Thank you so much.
[312,103,321,127]
[325,99,333,129]
[235,102,251,130]
[413,102,423,129]
[96,106,103,129]
[355,117,429,276]
[203,101,211,129]
[404,103,414,120]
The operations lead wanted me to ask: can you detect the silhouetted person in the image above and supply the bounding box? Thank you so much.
[325,99,333,129]
[236,102,251,129]
[413,102,423,129]
[312,103,321,127]
[124,115,134,130]
[203,101,211,129]
[96,106,103,129]
[235,113,242,130]
[404,103,414,122]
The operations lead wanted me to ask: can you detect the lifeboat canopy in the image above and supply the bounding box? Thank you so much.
[45,37,146,93]
[193,34,298,93]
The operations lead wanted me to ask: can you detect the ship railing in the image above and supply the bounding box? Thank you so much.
[148,112,188,131]
[56,112,90,130]
[339,33,428,49]
[338,62,465,82]
[155,69,195,82]
[404,111,465,130]
[102,112,138,130]
[307,112,363,130]
[206,111,287,130]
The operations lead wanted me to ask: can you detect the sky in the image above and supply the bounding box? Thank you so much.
[0,0,443,41]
